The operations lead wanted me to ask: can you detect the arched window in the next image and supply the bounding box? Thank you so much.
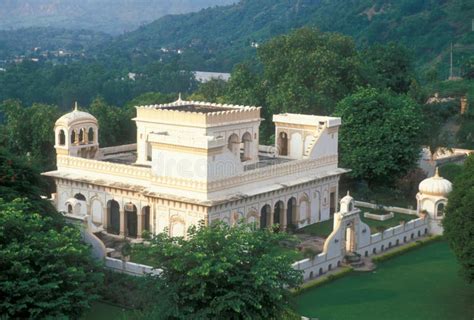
[437,203,445,217]
[241,132,252,161]
[228,134,240,157]
[58,130,66,146]
[71,130,76,144]
[67,204,73,214]
[88,128,94,144]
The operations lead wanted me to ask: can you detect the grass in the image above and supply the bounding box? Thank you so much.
[293,241,474,320]
[297,219,334,238]
[298,212,416,238]
[292,267,353,295]
[360,212,415,233]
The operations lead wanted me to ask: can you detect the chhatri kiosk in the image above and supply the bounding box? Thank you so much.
[43,98,348,239]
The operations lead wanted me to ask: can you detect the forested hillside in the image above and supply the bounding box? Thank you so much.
[0,0,236,35]
[104,0,473,74]
[0,28,110,60]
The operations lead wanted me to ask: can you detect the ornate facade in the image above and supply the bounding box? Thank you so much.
[43,98,348,239]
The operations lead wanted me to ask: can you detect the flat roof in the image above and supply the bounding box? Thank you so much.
[159,104,239,113]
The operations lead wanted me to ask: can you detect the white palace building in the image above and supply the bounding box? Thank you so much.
[43,98,348,239]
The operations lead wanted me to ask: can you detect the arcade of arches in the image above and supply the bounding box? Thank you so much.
[259,196,305,230]
[106,200,151,239]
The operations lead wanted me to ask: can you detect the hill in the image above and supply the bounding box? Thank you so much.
[104,0,474,74]
[0,0,236,35]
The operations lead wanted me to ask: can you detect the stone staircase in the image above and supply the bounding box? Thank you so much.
[344,252,364,268]
[303,125,325,158]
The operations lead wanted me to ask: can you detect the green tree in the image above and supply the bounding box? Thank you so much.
[462,55,474,79]
[133,222,303,319]
[362,43,415,94]
[258,28,363,116]
[0,147,56,218]
[88,97,135,147]
[189,79,228,103]
[444,155,474,282]
[0,100,59,170]
[0,198,103,318]
[334,87,423,184]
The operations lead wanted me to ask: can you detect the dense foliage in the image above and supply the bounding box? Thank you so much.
[103,0,474,72]
[0,59,196,108]
[444,155,474,283]
[334,87,423,184]
[0,199,102,318]
[132,222,303,319]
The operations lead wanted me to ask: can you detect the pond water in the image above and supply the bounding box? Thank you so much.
[294,241,474,320]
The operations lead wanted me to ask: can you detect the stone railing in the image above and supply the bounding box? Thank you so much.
[208,155,338,191]
[363,212,395,221]
[57,155,152,181]
[57,153,337,195]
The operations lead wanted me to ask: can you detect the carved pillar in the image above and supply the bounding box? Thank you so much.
[74,129,79,145]
[120,209,125,237]
[137,212,144,240]
[295,204,301,225]
[281,204,287,231]
[103,206,108,230]
[269,209,274,228]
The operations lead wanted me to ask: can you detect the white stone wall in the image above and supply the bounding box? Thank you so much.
[209,175,339,228]
[293,217,430,280]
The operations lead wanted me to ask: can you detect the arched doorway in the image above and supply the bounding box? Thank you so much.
[287,197,297,230]
[107,200,120,235]
[277,132,288,156]
[241,132,252,161]
[345,222,356,252]
[274,201,285,231]
[125,203,138,238]
[260,204,271,229]
[142,206,151,234]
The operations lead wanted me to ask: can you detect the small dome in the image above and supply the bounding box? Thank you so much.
[418,168,452,197]
[55,103,97,127]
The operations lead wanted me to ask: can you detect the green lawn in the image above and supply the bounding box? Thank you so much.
[294,241,474,320]
[298,212,416,238]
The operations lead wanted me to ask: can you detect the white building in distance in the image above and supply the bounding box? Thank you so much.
[43,98,348,239]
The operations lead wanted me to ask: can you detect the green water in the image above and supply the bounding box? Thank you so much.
[294,241,474,320]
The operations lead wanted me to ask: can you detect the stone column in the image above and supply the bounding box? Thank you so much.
[102,206,108,230]
[281,204,287,231]
[120,209,126,237]
[269,209,274,228]
[137,211,144,240]
[295,204,301,225]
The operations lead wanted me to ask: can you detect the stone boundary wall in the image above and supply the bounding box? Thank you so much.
[293,217,429,281]
[355,200,417,215]
[105,257,162,276]
[363,212,394,221]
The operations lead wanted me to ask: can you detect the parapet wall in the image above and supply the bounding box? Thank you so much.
[293,217,429,280]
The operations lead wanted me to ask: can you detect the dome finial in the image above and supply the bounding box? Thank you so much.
[434,167,440,178]
[347,190,350,197]
[74,101,78,111]
[177,92,182,102]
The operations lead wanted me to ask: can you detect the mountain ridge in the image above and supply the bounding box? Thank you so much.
[0,0,236,35]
